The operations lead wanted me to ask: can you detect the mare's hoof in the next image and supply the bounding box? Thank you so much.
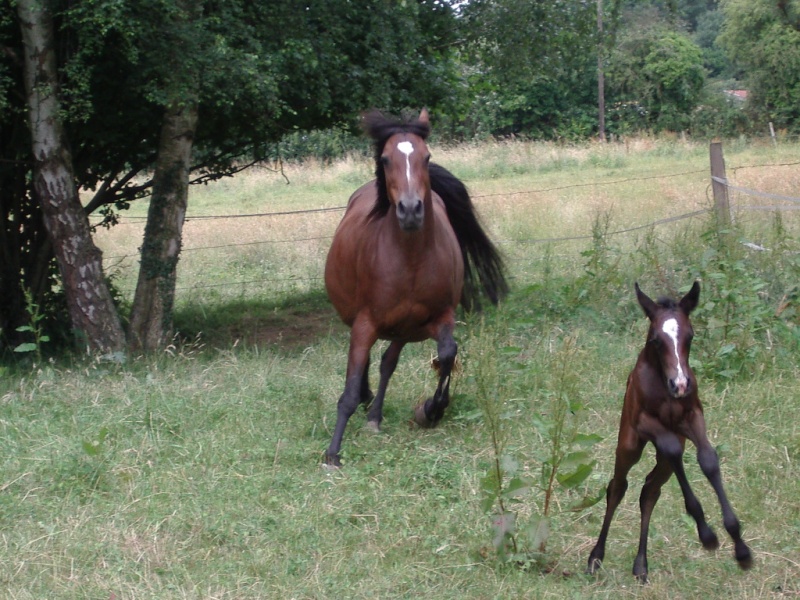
[413,403,438,428]
[736,543,753,570]
[365,420,381,434]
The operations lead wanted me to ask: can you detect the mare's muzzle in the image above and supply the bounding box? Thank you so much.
[396,196,424,231]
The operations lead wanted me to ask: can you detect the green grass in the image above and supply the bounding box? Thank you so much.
[3,136,800,598]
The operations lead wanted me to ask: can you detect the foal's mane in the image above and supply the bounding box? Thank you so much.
[362,110,430,220]
[656,297,678,310]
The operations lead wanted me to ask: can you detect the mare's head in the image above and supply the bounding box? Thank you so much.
[635,281,701,398]
[363,109,432,231]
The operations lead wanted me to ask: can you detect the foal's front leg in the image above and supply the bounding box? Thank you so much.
[587,428,645,574]
[632,450,675,582]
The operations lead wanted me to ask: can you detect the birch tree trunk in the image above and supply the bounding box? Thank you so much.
[17,0,126,354]
[127,100,198,352]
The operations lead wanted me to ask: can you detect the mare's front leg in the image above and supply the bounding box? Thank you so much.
[325,317,378,467]
[682,410,753,570]
[365,340,405,432]
[413,316,457,428]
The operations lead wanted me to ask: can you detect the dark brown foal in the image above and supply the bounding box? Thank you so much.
[587,281,753,582]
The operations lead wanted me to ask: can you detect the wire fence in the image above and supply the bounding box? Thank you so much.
[98,153,800,296]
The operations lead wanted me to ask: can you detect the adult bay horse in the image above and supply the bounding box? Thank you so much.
[587,282,753,582]
[323,109,507,467]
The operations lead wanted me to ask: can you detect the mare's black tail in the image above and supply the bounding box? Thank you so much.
[430,163,509,310]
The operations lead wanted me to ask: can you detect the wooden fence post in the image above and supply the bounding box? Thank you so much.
[710,142,731,231]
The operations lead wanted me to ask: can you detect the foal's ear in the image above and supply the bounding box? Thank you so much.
[418,108,430,126]
[679,280,701,314]
[635,282,658,320]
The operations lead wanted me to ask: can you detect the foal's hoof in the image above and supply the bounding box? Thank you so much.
[365,420,381,434]
[735,542,754,570]
[586,557,602,575]
[322,452,342,469]
[412,403,439,428]
[699,526,720,550]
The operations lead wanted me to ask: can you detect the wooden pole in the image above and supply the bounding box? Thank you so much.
[710,142,731,231]
[597,0,606,143]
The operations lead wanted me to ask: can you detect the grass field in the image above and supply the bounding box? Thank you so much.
[1,135,800,598]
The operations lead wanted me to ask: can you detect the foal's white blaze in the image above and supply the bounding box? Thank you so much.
[397,141,414,186]
[662,317,688,391]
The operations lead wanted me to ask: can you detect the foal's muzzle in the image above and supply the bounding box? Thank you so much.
[668,375,691,398]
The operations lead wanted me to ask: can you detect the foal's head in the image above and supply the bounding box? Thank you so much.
[635,281,701,398]
[363,109,432,231]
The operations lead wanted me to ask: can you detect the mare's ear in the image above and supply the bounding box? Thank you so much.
[679,280,700,314]
[418,108,430,126]
[635,282,658,320]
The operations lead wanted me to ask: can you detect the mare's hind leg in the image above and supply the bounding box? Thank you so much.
[683,411,753,569]
[359,355,374,409]
[365,341,405,432]
[413,320,457,428]
[587,431,645,574]
[632,451,675,582]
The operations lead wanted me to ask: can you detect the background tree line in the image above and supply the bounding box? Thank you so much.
[1,0,798,356]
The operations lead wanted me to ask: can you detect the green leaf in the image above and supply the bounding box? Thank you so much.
[14,343,36,353]
[526,517,550,553]
[556,461,596,489]
[504,476,531,499]
[572,433,603,447]
[15,325,33,332]
[491,511,516,551]
[568,488,606,511]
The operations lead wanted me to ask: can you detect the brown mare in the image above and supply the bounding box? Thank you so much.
[323,109,507,467]
[587,282,753,582]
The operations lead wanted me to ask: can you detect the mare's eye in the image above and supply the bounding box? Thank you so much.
[649,337,661,347]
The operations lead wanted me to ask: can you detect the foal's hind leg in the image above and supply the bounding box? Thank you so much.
[683,411,753,570]
[365,341,405,433]
[642,416,720,552]
[632,451,675,582]
[413,320,457,428]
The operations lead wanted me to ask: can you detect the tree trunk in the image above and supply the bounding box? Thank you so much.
[128,101,198,352]
[17,0,126,354]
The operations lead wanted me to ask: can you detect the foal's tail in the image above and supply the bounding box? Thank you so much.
[430,163,509,310]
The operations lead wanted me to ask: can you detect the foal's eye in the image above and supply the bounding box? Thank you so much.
[380,156,390,167]
[424,154,431,165]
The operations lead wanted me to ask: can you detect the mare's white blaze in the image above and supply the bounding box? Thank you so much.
[662,318,687,384]
[397,141,414,186]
